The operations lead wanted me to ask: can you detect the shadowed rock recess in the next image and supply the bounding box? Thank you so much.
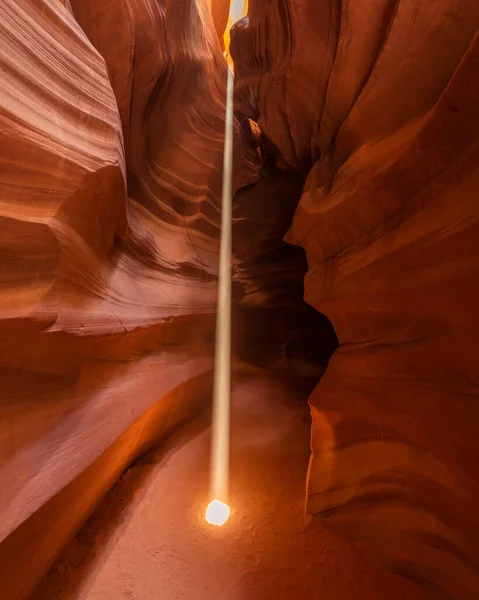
[0,0,478,599]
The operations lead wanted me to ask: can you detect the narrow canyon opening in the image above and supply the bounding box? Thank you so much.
[1,1,479,600]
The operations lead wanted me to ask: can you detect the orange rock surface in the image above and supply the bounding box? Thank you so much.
[0,1,236,597]
[232,2,479,599]
[2,0,479,599]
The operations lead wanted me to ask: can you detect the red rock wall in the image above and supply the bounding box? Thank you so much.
[3,0,479,598]
[233,1,479,598]
[0,1,234,597]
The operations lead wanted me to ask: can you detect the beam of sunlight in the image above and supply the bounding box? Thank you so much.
[207,66,234,526]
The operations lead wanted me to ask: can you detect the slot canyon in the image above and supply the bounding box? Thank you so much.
[1,0,478,598]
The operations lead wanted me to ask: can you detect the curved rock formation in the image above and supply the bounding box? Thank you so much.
[0,1,237,597]
[2,0,479,598]
[232,2,479,599]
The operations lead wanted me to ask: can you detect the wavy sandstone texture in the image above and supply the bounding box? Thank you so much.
[2,0,479,599]
[232,1,479,599]
[0,1,243,598]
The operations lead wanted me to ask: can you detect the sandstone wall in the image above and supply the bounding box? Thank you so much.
[232,2,479,598]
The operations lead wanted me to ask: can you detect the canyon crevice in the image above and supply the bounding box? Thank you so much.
[1,1,479,599]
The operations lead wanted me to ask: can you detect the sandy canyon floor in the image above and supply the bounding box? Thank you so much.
[33,366,427,600]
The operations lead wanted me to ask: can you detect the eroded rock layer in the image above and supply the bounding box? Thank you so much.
[0,1,233,597]
[3,0,479,598]
[232,1,479,598]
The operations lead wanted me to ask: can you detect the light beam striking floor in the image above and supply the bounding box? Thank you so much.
[207,65,234,525]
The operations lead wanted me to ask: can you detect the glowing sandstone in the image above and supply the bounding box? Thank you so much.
[232,2,479,598]
[0,0,235,598]
[1,1,479,599]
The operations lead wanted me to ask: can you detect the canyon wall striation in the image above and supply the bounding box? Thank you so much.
[232,1,479,598]
[2,0,479,598]
[0,1,245,597]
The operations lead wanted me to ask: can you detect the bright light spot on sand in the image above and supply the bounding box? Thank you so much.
[206,499,231,526]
